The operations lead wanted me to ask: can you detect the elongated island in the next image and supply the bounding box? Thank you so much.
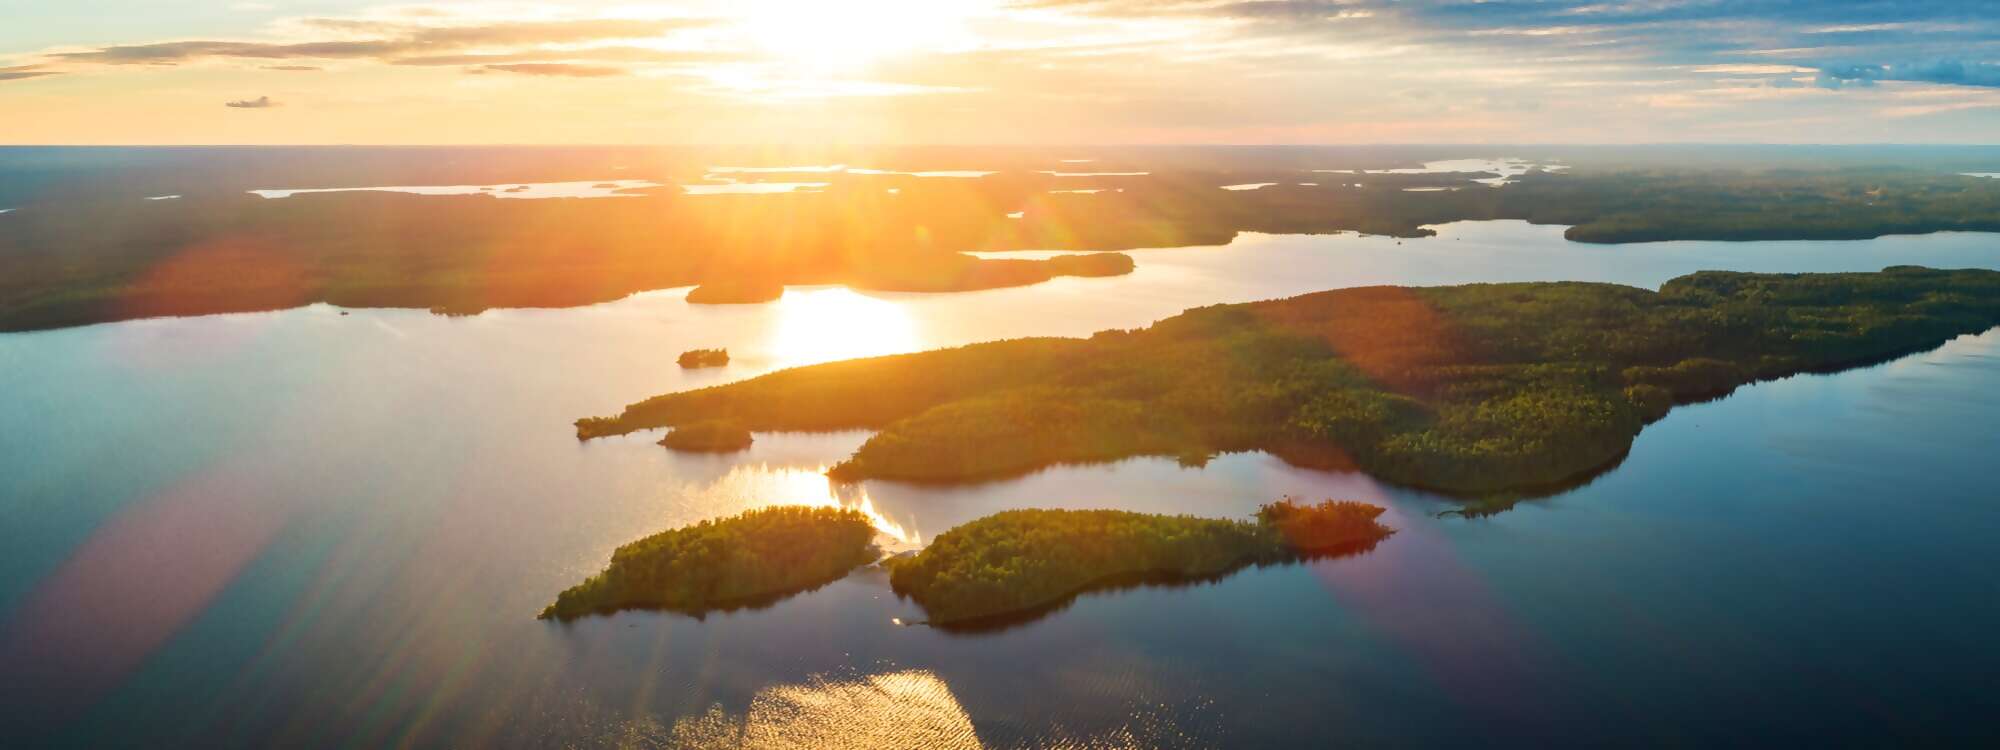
[886,499,1392,625]
[656,419,754,453]
[578,267,2000,496]
[677,348,730,368]
[541,506,879,621]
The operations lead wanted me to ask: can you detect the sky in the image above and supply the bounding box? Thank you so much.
[2,0,1999,145]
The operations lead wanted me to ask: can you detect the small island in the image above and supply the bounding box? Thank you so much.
[1043,252,1136,278]
[885,499,1392,624]
[579,267,2000,497]
[677,348,730,368]
[657,419,753,453]
[540,506,880,621]
[687,279,785,305]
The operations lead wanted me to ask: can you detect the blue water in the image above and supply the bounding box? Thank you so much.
[3,221,2000,747]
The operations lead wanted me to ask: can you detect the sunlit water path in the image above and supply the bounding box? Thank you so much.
[3,221,2000,746]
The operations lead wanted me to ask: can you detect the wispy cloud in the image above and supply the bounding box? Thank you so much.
[472,63,625,78]
[224,95,277,108]
[1817,59,2000,89]
[51,18,713,66]
[388,47,741,67]
[0,64,59,81]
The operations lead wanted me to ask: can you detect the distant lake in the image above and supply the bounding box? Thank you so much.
[3,221,2000,746]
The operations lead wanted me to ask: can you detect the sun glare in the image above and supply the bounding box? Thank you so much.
[770,287,920,367]
[668,670,978,748]
[704,463,922,548]
[733,0,986,70]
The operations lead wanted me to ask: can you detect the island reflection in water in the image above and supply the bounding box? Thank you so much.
[5,220,2000,745]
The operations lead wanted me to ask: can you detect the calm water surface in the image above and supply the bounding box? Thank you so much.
[3,221,2000,746]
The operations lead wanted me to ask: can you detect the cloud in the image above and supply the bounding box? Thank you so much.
[0,64,60,82]
[224,95,278,108]
[1202,1,1375,22]
[10,0,2000,143]
[472,63,626,77]
[1817,59,2000,89]
[58,40,386,64]
[263,65,321,72]
[1028,0,2000,62]
[53,18,711,66]
[389,47,742,67]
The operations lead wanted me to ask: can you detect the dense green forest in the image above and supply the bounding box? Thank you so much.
[581,267,2000,495]
[539,506,878,621]
[885,499,1391,624]
[5,163,2000,331]
[539,499,1386,625]
[657,420,754,453]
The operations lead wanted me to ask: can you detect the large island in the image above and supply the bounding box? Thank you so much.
[579,267,2000,496]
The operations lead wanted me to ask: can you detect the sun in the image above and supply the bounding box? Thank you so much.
[769,287,921,367]
[732,0,987,71]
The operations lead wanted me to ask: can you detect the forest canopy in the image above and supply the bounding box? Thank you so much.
[677,348,730,368]
[540,506,879,621]
[885,499,1392,624]
[657,420,754,453]
[580,267,2000,496]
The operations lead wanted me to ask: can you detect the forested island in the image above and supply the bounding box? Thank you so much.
[657,420,753,453]
[677,348,729,368]
[580,267,2000,496]
[6,155,2000,332]
[541,499,1388,625]
[540,506,879,621]
[885,499,1392,625]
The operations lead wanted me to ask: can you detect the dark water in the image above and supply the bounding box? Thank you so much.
[3,221,2000,747]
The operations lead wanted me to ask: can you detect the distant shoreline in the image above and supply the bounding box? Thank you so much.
[8,165,2000,333]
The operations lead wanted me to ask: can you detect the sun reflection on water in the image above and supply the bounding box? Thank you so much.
[769,288,920,368]
[667,670,980,749]
[699,462,921,549]
[657,667,1181,749]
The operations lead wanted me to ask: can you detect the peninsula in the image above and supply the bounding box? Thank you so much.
[579,267,2000,496]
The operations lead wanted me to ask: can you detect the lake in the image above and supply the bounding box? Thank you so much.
[3,220,1999,746]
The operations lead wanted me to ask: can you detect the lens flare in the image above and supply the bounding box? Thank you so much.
[696,462,922,548]
[769,287,921,368]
